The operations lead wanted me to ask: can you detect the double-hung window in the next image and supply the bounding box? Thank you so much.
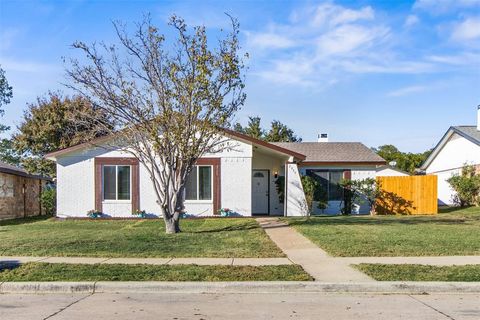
[185,165,212,201]
[103,165,131,201]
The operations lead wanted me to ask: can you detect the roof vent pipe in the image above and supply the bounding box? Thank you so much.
[318,133,329,142]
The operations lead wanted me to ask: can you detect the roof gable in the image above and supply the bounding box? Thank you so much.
[421,126,480,170]
[45,129,306,161]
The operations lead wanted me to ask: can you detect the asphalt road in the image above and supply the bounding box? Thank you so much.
[1,292,479,319]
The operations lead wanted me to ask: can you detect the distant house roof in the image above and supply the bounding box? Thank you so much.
[421,125,480,170]
[375,165,410,176]
[0,161,51,180]
[451,126,480,145]
[271,142,386,164]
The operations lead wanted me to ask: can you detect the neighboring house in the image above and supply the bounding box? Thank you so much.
[46,130,385,218]
[421,113,480,205]
[273,142,386,214]
[375,165,410,177]
[0,161,51,220]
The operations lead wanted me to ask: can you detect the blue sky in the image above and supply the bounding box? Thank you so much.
[0,0,479,152]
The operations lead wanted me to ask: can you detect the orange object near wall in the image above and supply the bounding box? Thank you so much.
[376,175,438,215]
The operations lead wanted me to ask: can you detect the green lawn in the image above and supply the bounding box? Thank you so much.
[354,264,480,282]
[0,262,311,281]
[0,217,284,258]
[285,206,480,257]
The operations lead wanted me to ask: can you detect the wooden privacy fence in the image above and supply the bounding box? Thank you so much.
[376,175,438,215]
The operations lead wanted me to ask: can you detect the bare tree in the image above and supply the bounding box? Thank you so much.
[66,14,246,233]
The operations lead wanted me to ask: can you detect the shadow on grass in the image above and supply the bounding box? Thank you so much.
[0,215,53,227]
[438,206,476,214]
[0,260,21,271]
[285,215,471,227]
[191,223,258,234]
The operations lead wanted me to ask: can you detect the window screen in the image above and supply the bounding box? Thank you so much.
[103,166,116,200]
[103,165,131,201]
[117,166,131,200]
[185,165,212,201]
[198,166,212,200]
[185,166,198,200]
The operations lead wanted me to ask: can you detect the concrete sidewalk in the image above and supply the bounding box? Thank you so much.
[0,256,292,266]
[2,291,480,320]
[338,256,480,266]
[256,218,374,282]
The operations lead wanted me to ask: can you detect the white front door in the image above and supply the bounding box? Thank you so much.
[252,170,269,214]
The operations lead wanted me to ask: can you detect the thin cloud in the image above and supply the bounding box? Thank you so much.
[0,57,60,74]
[404,15,419,27]
[246,32,295,50]
[247,2,448,87]
[387,85,428,97]
[310,3,374,27]
[413,0,480,13]
[451,17,480,41]
[427,52,480,65]
[316,24,390,57]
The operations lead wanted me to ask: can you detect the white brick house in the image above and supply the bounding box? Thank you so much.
[46,130,385,218]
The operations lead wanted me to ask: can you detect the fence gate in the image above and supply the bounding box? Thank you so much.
[376,175,438,215]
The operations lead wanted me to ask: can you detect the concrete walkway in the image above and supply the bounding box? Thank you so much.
[0,256,292,266]
[338,255,480,266]
[256,218,374,282]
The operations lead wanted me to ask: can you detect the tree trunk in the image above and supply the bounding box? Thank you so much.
[370,202,377,216]
[164,215,181,234]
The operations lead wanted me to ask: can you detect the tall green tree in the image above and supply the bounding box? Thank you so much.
[235,116,301,142]
[373,144,432,174]
[0,66,21,166]
[235,116,264,139]
[13,92,113,176]
[265,120,301,142]
[0,66,13,113]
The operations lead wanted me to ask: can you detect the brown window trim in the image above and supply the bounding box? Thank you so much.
[298,161,386,167]
[195,158,221,214]
[94,157,139,213]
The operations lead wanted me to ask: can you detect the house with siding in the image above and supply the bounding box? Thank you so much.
[46,130,385,218]
[421,109,480,205]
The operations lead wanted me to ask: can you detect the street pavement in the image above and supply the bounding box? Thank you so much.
[1,292,479,319]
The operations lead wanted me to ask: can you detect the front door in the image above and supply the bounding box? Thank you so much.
[252,170,269,215]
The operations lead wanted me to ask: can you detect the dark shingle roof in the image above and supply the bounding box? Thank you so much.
[452,126,480,145]
[271,142,386,163]
[0,161,51,180]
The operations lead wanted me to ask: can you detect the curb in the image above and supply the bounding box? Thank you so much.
[1,281,480,294]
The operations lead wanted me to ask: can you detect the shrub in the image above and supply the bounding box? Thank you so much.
[342,178,382,215]
[274,176,285,203]
[300,175,327,215]
[40,187,56,215]
[447,164,480,207]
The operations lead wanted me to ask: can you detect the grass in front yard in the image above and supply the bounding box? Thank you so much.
[354,263,480,281]
[0,262,312,281]
[285,206,480,257]
[0,217,283,258]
